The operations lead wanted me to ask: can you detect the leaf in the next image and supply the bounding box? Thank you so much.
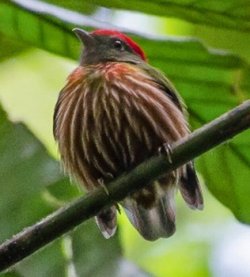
[1,1,249,108]
[0,102,147,275]
[197,134,250,224]
[71,222,149,277]
[41,0,96,14]
[0,104,69,275]
[16,0,250,32]
[85,0,250,32]
[15,240,67,277]
[0,1,77,60]
[1,273,22,277]
[0,35,26,61]
[0,116,61,240]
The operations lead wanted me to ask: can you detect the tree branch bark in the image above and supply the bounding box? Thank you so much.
[0,101,250,272]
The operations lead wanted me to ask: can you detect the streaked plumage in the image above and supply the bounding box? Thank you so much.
[53,29,203,240]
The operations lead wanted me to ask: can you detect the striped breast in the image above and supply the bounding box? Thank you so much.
[53,62,189,192]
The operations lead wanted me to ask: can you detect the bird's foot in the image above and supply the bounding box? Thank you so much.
[98,174,121,213]
[98,178,110,195]
[98,172,114,195]
[158,143,173,164]
[106,172,114,180]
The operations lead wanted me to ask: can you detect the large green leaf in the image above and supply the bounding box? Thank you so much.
[0,104,142,276]
[16,0,250,32]
[197,134,250,224]
[0,35,26,61]
[71,222,149,277]
[94,0,250,32]
[0,109,61,240]
[41,0,96,14]
[0,104,68,275]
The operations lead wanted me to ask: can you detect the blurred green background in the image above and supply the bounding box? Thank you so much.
[0,1,250,276]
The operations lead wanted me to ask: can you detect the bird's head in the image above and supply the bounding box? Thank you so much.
[73,28,146,65]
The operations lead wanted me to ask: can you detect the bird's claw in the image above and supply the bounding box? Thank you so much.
[158,143,173,164]
[98,175,120,213]
[106,172,114,180]
[98,178,110,195]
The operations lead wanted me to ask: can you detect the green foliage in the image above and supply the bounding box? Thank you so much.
[0,0,249,276]
[198,138,250,223]
[0,104,67,274]
[0,1,78,60]
[0,36,26,61]
[0,104,142,276]
[90,0,250,32]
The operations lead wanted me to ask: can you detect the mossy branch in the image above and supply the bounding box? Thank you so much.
[0,101,250,272]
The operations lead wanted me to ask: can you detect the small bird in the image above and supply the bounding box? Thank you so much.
[53,28,203,241]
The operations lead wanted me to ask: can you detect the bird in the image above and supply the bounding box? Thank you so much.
[53,28,203,241]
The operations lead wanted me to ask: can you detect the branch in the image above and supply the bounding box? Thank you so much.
[0,101,250,272]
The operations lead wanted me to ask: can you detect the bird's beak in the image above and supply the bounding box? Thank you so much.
[72,28,95,48]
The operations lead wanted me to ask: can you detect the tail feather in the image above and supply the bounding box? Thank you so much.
[122,187,176,241]
[95,163,202,240]
[179,162,203,210]
[95,206,117,239]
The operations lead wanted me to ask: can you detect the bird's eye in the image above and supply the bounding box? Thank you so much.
[113,40,124,50]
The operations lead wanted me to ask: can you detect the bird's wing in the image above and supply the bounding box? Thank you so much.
[139,63,185,112]
[139,62,204,210]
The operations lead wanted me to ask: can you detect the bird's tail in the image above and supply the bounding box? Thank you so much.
[179,162,203,210]
[121,163,203,241]
[95,206,117,239]
[122,186,176,241]
[95,163,202,240]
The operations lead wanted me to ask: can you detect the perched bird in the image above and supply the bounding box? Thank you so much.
[53,28,203,241]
